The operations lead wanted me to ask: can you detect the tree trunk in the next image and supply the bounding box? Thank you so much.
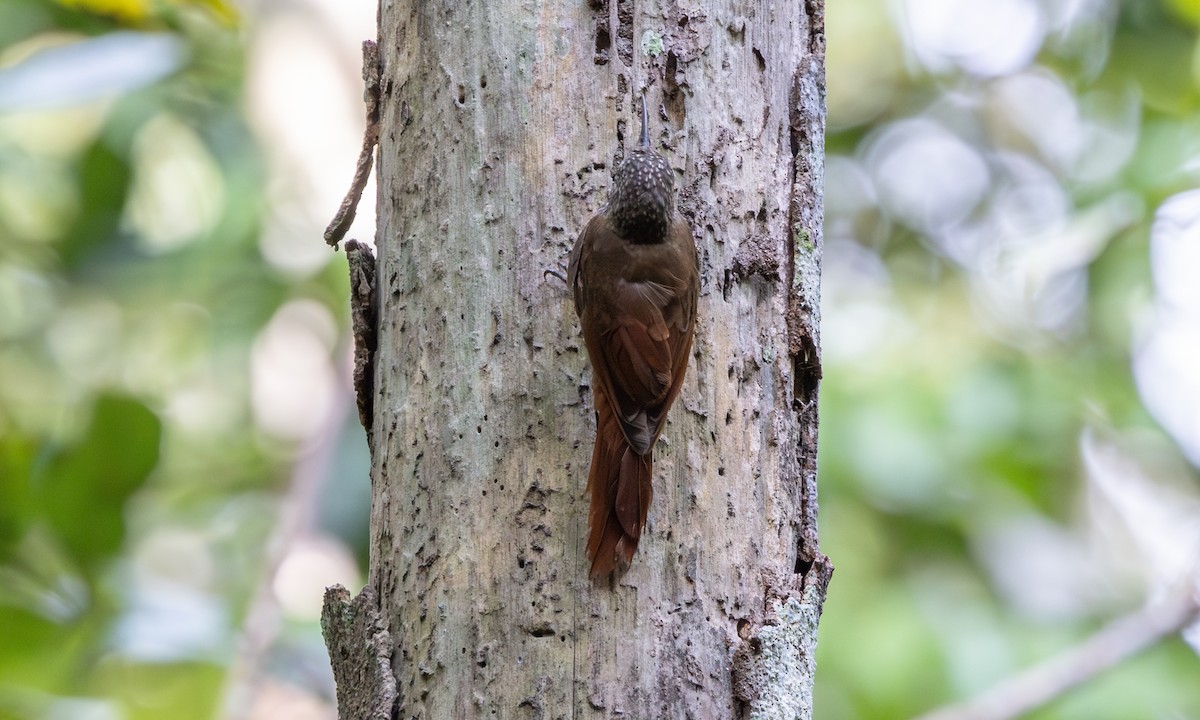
[324,1,830,718]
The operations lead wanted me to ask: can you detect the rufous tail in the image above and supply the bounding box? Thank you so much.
[586,392,654,581]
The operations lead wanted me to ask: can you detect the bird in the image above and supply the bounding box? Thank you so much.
[568,93,699,581]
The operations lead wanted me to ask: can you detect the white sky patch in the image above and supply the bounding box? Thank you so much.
[820,235,907,364]
[250,300,339,442]
[46,299,123,386]
[272,536,360,620]
[988,69,1083,173]
[973,513,1101,621]
[111,579,228,662]
[942,150,1139,340]
[902,0,1046,77]
[247,9,375,276]
[825,155,878,218]
[1043,0,1119,80]
[127,113,225,253]
[1073,86,1141,185]
[1135,190,1200,467]
[1082,430,1200,591]
[866,117,990,233]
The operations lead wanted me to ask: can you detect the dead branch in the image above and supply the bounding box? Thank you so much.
[913,581,1200,720]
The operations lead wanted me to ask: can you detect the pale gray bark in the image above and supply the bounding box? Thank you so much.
[336,1,830,717]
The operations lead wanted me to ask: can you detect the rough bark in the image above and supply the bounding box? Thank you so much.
[321,586,398,720]
[332,1,829,717]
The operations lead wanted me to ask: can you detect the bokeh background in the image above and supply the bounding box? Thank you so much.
[1,0,1198,718]
[1,0,374,718]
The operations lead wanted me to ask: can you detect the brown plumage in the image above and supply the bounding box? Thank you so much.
[568,96,699,581]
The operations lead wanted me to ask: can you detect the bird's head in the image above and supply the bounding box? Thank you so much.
[608,94,675,240]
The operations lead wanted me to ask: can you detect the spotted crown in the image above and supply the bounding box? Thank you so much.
[608,147,675,241]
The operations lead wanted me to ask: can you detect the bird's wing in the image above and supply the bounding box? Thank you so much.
[641,220,698,444]
[590,274,695,454]
[574,215,698,455]
[568,214,603,316]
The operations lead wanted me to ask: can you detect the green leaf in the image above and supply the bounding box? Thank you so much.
[91,659,224,720]
[0,604,95,691]
[60,139,134,270]
[0,435,36,556]
[36,395,161,571]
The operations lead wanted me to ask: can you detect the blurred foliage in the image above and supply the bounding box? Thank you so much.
[818,0,1200,718]
[3,0,1199,719]
[0,1,356,717]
